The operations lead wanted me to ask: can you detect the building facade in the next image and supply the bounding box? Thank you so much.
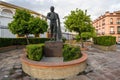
[0,1,46,38]
[93,11,120,42]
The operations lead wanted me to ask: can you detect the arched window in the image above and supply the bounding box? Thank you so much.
[1,9,13,17]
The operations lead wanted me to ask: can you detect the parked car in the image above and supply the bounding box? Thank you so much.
[117,41,120,45]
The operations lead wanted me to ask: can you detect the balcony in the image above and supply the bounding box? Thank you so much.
[102,23,105,26]
[117,31,120,34]
[117,22,120,24]
[102,32,105,35]
[110,31,115,34]
[110,22,113,24]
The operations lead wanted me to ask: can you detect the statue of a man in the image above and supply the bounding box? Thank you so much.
[47,6,62,41]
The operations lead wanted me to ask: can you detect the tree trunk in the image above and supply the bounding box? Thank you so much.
[26,34,29,45]
[79,33,84,48]
[81,38,84,48]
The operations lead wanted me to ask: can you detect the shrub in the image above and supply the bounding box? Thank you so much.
[26,44,44,61]
[62,37,66,43]
[0,38,50,47]
[93,36,116,46]
[63,44,82,61]
[0,38,13,47]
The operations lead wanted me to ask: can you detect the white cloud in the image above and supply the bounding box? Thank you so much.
[1,0,120,27]
[3,0,120,20]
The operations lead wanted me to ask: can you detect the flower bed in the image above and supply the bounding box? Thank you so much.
[21,53,87,79]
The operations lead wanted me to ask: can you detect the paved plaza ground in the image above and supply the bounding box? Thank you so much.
[0,45,120,80]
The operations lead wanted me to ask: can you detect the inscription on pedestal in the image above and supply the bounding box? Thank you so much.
[44,41,63,57]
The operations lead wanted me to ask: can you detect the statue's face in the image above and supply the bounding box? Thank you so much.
[50,6,54,12]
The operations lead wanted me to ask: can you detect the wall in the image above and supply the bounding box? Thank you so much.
[93,11,120,42]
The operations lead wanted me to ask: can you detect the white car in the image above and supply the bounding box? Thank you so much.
[117,41,120,44]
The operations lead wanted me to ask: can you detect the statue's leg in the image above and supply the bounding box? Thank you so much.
[50,24,53,39]
[54,23,57,41]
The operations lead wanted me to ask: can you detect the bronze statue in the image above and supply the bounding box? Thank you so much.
[47,6,62,41]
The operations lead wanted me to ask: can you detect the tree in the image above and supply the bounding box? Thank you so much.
[8,9,48,44]
[29,17,48,34]
[64,9,95,48]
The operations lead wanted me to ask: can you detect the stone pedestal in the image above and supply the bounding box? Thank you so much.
[44,41,63,57]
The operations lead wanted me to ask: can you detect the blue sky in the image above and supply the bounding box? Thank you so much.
[1,0,120,28]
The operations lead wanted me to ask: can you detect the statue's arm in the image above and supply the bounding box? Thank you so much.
[47,13,50,19]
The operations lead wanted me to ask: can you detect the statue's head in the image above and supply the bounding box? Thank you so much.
[50,6,54,12]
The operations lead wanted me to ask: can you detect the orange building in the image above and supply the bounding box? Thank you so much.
[93,11,120,42]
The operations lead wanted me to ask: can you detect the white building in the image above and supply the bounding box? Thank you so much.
[0,1,46,38]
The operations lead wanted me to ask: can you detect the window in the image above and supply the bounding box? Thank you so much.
[102,19,105,25]
[102,32,105,35]
[117,26,120,34]
[110,26,115,34]
[96,23,98,28]
[118,37,120,41]
[110,18,113,24]
[99,21,101,27]
[117,18,120,24]
[1,9,13,18]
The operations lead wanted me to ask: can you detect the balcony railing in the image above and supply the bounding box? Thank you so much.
[117,22,120,24]
[110,31,115,34]
[110,22,113,24]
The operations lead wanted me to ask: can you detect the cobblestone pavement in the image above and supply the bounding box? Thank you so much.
[0,45,120,80]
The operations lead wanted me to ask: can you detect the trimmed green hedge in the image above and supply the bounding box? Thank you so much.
[93,36,116,46]
[26,44,44,61]
[0,38,50,47]
[63,44,82,61]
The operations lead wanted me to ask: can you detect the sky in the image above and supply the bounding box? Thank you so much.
[1,0,120,30]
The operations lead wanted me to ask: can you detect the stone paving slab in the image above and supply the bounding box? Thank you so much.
[0,45,120,80]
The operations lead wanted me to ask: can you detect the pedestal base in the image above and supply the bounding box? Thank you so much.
[44,41,63,57]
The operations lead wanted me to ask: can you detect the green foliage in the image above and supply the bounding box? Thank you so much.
[75,35,80,42]
[8,9,31,35]
[26,44,44,61]
[0,38,50,47]
[62,37,67,43]
[9,9,48,35]
[0,38,14,47]
[81,32,96,40]
[28,38,50,44]
[63,44,82,61]
[29,17,48,34]
[64,9,93,34]
[8,9,48,44]
[64,9,95,47]
[93,36,116,46]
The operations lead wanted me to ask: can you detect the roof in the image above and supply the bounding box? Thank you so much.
[0,1,46,18]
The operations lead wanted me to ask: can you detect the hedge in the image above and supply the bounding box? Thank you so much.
[93,36,116,46]
[26,44,44,61]
[63,44,82,61]
[0,38,50,47]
